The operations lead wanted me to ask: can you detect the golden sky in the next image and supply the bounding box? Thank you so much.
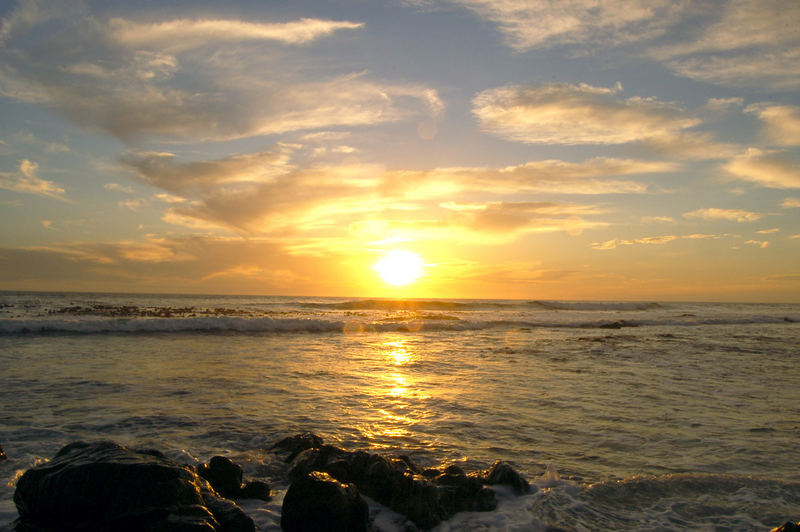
[0,0,799,301]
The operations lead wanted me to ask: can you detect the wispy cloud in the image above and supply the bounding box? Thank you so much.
[0,11,439,142]
[472,82,704,149]
[782,197,800,208]
[108,17,364,50]
[434,0,800,90]
[654,0,800,89]
[0,159,67,200]
[592,233,722,250]
[746,104,800,146]
[118,198,149,211]
[104,183,134,194]
[437,0,682,51]
[120,145,667,235]
[683,207,763,222]
[724,148,800,189]
[744,239,770,248]
[384,157,674,196]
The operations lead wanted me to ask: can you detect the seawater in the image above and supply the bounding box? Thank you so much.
[1,292,799,530]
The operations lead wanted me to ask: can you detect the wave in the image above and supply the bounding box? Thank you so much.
[301,299,500,311]
[516,472,800,531]
[528,300,663,311]
[0,313,796,335]
[305,299,665,312]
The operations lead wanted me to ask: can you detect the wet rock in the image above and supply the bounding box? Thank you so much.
[598,320,637,329]
[197,456,243,499]
[474,487,498,512]
[483,460,531,494]
[9,440,254,532]
[240,480,271,501]
[196,456,271,502]
[271,432,324,462]
[273,433,530,529]
[281,471,369,532]
[421,467,441,478]
[771,522,800,532]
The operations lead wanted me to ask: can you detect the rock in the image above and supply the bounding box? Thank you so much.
[10,441,254,532]
[598,320,637,329]
[197,456,243,499]
[0,444,6,461]
[240,481,271,501]
[281,471,369,532]
[772,522,800,532]
[273,433,531,530]
[474,487,498,512]
[271,432,324,462]
[483,460,530,494]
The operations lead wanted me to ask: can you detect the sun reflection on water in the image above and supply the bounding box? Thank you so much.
[359,337,433,447]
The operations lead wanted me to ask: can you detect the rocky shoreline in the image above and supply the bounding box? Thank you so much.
[0,434,533,531]
[0,436,797,531]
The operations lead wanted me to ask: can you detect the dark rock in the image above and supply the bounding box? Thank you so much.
[288,448,325,484]
[197,456,243,499]
[271,432,324,462]
[598,320,637,329]
[272,433,530,529]
[0,444,6,461]
[473,487,498,512]
[483,460,530,494]
[240,481,271,501]
[771,522,800,532]
[11,440,254,532]
[281,471,369,532]
[421,467,441,478]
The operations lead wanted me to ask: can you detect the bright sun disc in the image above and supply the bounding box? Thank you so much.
[374,250,425,286]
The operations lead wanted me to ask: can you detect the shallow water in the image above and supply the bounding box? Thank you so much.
[1,292,799,530]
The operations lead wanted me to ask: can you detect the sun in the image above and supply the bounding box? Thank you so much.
[373,250,425,286]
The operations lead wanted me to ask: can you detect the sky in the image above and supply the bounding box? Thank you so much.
[0,0,799,301]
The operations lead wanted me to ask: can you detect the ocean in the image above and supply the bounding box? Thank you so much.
[1,291,798,530]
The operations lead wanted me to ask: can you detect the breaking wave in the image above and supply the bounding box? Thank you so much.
[0,314,796,335]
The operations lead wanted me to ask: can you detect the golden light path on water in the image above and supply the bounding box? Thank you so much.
[361,338,433,444]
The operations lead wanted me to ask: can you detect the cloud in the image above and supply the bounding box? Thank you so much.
[744,239,770,248]
[763,273,800,281]
[0,11,440,141]
[104,183,134,193]
[641,216,675,223]
[0,236,379,295]
[592,233,722,250]
[384,156,674,196]
[724,148,800,189]
[757,228,780,234]
[746,104,800,146]
[705,97,744,112]
[472,82,700,146]
[108,17,364,50]
[654,0,800,89]
[350,201,608,244]
[120,149,294,195]
[416,0,799,90]
[683,207,763,222]
[437,0,683,51]
[446,201,606,235]
[118,198,148,211]
[782,197,800,208]
[121,146,665,235]
[0,159,67,200]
